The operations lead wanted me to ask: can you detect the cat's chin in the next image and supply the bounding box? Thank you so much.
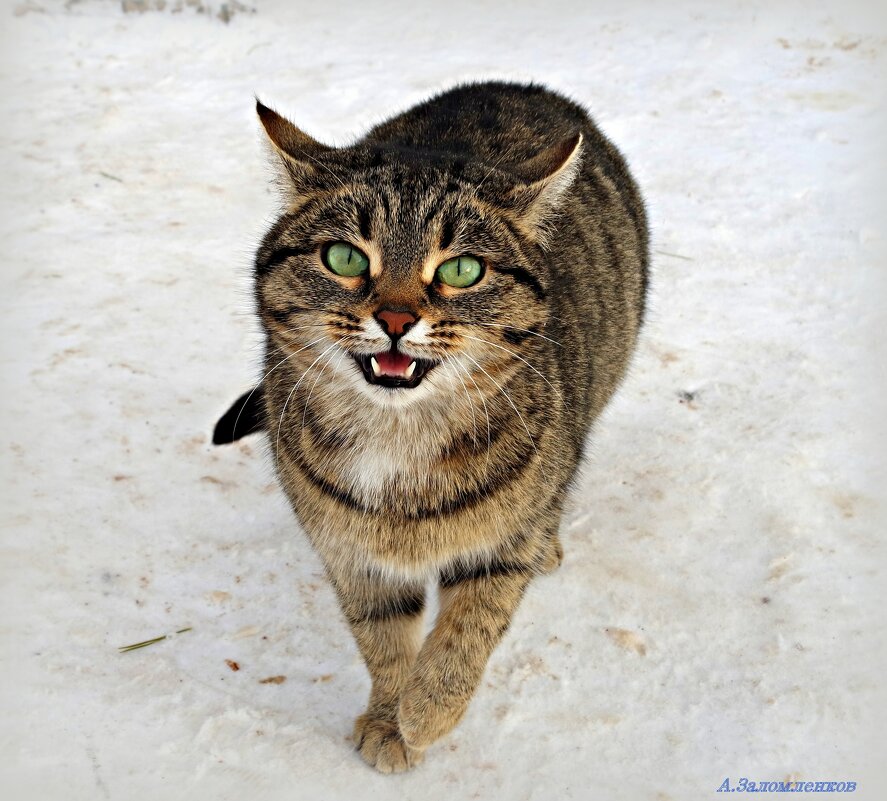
[353,352,439,390]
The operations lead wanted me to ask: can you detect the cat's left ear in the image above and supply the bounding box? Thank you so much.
[256,99,333,199]
[506,132,584,244]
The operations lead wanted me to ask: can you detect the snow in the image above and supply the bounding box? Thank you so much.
[1,0,885,798]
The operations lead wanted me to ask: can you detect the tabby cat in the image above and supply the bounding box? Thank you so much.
[214,81,648,773]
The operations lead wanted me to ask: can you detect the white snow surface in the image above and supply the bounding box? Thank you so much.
[1,1,885,799]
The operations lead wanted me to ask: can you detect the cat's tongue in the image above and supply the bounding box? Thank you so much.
[373,350,414,377]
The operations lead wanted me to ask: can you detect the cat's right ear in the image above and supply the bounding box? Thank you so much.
[505,132,584,247]
[256,99,332,199]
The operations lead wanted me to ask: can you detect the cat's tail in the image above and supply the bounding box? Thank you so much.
[212,385,266,444]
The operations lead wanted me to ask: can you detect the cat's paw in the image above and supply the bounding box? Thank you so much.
[397,694,448,750]
[353,713,425,774]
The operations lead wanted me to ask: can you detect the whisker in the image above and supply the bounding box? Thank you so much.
[301,347,345,436]
[467,322,563,348]
[261,325,341,362]
[475,149,512,192]
[299,154,347,192]
[460,334,563,400]
[442,355,479,453]
[231,335,327,438]
[451,357,493,477]
[461,353,538,456]
[263,318,363,362]
[274,342,339,473]
[269,322,348,344]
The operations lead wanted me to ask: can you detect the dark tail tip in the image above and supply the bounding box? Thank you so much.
[212,386,265,445]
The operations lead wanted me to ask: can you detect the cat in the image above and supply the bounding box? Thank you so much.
[214,81,648,772]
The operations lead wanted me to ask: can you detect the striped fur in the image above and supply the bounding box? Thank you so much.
[235,82,647,772]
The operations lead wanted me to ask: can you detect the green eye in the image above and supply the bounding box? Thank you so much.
[435,255,483,288]
[323,242,370,277]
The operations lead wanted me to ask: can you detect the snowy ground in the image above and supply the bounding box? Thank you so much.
[1,0,885,799]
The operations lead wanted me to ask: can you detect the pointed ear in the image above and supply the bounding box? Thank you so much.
[507,132,583,244]
[256,99,333,197]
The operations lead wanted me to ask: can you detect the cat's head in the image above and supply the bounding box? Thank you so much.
[254,100,582,408]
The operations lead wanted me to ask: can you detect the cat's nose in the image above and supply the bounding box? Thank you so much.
[375,307,418,338]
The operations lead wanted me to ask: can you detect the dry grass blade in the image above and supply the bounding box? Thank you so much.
[654,249,694,261]
[118,627,192,653]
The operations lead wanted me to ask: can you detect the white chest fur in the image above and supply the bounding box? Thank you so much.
[346,443,419,499]
[339,407,443,506]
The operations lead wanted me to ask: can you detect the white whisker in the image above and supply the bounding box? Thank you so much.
[274,342,339,473]
[232,335,327,437]
[301,347,346,435]
[442,355,479,451]
[460,334,563,400]
[469,322,563,348]
[450,357,493,477]
[461,353,538,456]
[475,149,511,192]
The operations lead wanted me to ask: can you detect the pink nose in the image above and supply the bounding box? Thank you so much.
[376,308,418,337]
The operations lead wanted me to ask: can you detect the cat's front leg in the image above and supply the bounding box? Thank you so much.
[327,565,427,773]
[397,558,533,750]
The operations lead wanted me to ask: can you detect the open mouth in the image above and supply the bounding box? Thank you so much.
[354,349,438,389]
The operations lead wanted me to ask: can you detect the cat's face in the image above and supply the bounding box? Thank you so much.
[254,103,581,409]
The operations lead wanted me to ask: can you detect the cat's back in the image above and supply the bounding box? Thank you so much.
[363,82,632,184]
[363,82,581,159]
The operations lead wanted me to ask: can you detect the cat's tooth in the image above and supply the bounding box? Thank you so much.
[370,356,381,376]
[405,360,416,378]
